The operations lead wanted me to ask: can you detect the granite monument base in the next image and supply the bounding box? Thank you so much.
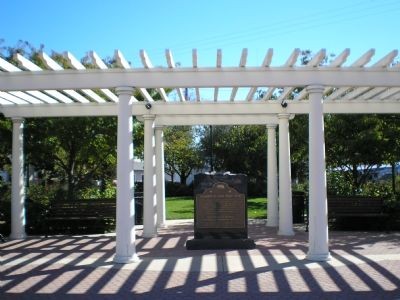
[186,237,255,250]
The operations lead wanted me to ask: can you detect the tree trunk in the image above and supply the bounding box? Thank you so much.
[352,164,359,195]
[180,174,187,185]
[391,162,396,194]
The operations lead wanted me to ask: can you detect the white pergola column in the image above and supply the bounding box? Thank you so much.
[266,124,278,227]
[114,87,139,264]
[278,113,294,236]
[155,126,166,228]
[143,115,157,238]
[10,118,27,240]
[306,85,331,261]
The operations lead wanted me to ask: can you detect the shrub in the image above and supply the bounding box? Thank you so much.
[78,181,116,199]
[166,182,193,197]
[326,171,353,195]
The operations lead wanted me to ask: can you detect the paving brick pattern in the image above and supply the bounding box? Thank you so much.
[1,220,399,299]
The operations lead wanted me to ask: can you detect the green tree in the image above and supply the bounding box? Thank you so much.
[0,115,12,172]
[325,114,387,194]
[199,125,268,194]
[380,115,400,193]
[25,117,117,200]
[164,126,203,185]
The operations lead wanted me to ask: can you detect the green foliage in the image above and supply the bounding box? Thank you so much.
[25,117,117,200]
[165,126,203,184]
[78,181,116,199]
[199,125,267,191]
[0,182,11,235]
[326,171,353,196]
[26,184,59,234]
[290,115,309,183]
[0,115,12,170]
[325,114,388,194]
[165,181,193,197]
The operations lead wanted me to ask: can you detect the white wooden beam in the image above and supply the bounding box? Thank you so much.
[2,67,400,91]
[371,50,398,68]
[328,48,350,67]
[306,49,326,68]
[114,50,151,102]
[342,87,371,100]
[359,87,387,100]
[39,52,90,103]
[295,49,350,101]
[139,50,168,101]
[214,49,222,102]
[378,87,400,100]
[262,49,300,101]
[351,49,375,67]
[2,100,400,118]
[0,91,29,104]
[13,53,74,103]
[165,49,185,101]
[0,96,14,105]
[246,48,273,101]
[0,56,57,104]
[281,49,326,101]
[325,49,377,101]
[192,49,200,101]
[346,50,399,100]
[8,91,44,104]
[262,48,273,67]
[285,48,301,67]
[25,90,58,104]
[64,52,106,103]
[89,51,119,102]
[230,48,247,101]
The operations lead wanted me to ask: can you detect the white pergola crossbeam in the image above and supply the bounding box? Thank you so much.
[246,49,274,101]
[165,49,185,101]
[261,48,300,101]
[295,49,350,101]
[214,49,223,101]
[39,52,90,103]
[192,49,201,101]
[140,50,169,101]
[84,51,118,102]
[230,48,248,101]
[0,56,58,104]
[114,50,150,102]
[64,52,107,103]
[371,50,398,68]
[0,91,29,104]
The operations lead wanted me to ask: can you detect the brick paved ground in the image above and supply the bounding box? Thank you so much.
[1,220,399,299]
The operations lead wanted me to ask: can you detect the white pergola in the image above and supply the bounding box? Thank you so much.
[1,48,399,263]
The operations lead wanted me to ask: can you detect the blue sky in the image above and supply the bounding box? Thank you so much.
[2,0,399,68]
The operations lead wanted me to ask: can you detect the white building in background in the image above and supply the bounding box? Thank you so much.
[133,158,144,183]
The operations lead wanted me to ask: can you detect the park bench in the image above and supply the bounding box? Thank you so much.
[305,195,389,231]
[327,195,388,219]
[45,193,143,236]
[327,195,389,229]
[0,211,6,242]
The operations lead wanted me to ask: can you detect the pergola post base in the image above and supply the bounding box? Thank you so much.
[113,254,141,264]
[306,252,331,262]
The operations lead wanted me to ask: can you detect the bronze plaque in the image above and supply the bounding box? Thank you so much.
[196,182,245,229]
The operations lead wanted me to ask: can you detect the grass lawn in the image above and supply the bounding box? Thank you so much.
[166,196,267,220]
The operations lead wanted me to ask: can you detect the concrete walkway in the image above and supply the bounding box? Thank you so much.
[1,220,399,299]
